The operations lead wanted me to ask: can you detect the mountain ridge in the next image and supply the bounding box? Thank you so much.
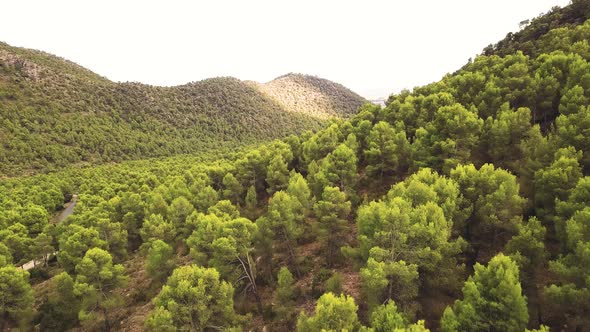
[0,41,366,176]
[2,1,590,331]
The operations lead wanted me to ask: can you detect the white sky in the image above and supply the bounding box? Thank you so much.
[0,0,571,99]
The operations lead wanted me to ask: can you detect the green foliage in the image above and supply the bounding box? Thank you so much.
[167,196,195,240]
[366,300,429,332]
[325,143,358,192]
[450,163,526,256]
[37,272,80,331]
[440,254,528,332]
[256,191,304,275]
[245,185,258,213]
[480,105,533,171]
[386,168,466,229]
[361,257,420,316]
[146,240,175,282]
[0,266,34,330]
[57,225,107,273]
[4,4,590,331]
[95,218,128,262]
[0,243,11,267]
[409,102,483,173]
[296,292,360,332]
[286,172,312,215]
[314,186,351,267]
[0,223,34,265]
[275,267,297,327]
[526,326,550,332]
[356,194,463,297]
[222,173,243,204]
[325,272,343,295]
[309,142,359,198]
[483,5,590,57]
[73,248,127,330]
[545,204,590,327]
[364,121,410,178]
[186,213,257,293]
[0,42,369,176]
[18,203,48,236]
[303,123,343,163]
[144,307,175,332]
[191,183,219,213]
[534,147,583,220]
[505,217,547,277]
[555,175,590,245]
[276,267,296,304]
[146,265,239,331]
[140,214,176,248]
[368,300,407,331]
[266,155,290,194]
[32,232,55,267]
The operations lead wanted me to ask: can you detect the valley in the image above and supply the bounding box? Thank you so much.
[1,1,590,331]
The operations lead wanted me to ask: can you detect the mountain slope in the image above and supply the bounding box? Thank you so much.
[249,73,366,119]
[483,0,590,57]
[3,2,590,332]
[0,42,365,176]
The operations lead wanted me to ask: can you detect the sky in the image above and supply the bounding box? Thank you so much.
[0,0,571,99]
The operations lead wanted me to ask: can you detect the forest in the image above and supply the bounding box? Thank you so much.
[0,45,365,176]
[1,1,590,331]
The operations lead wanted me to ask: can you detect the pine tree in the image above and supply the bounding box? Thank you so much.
[256,191,304,276]
[297,292,360,332]
[0,266,34,331]
[313,186,351,267]
[266,155,290,194]
[146,240,175,282]
[73,248,127,332]
[364,121,410,179]
[286,172,312,215]
[222,173,243,204]
[146,265,239,331]
[440,254,528,332]
[245,185,258,215]
[275,267,297,327]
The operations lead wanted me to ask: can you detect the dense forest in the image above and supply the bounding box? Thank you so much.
[2,1,590,331]
[0,45,365,176]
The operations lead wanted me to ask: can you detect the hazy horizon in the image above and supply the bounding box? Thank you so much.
[0,0,570,99]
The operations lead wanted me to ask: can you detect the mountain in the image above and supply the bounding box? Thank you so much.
[483,0,590,57]
[3,1,590,332]
[0,42,366,176]
[248,73,366,119]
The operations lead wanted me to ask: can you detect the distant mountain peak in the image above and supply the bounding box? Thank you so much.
[250,73,366,119]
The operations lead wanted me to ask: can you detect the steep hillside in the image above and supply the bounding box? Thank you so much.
[249,73,366,119]
[0,43,364,176]
[483,0,590,57]
[4,2,590,332]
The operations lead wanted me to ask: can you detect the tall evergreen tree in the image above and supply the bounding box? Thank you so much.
[313,186,351,267]
[441,254,528,332]
[145,265,239,331]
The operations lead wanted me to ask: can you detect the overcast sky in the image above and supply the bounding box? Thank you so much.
[0,0,571,99]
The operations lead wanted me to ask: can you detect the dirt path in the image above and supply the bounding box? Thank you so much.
[53,194,78,223]
[20,194,78,271]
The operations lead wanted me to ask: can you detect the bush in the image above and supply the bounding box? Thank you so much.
[311,268,333,297]
[325,272,343,294]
